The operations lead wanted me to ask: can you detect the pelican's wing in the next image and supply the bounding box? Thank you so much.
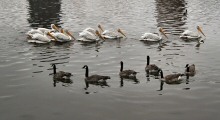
[79,31,97,40]
[102,30,120,39]
[140,33,161,41]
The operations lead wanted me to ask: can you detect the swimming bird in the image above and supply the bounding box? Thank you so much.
[78,30,105,43]
[26,24,59,35]
[82,65,111,83]
[185,64,196,76]
[119,61,138,78]
[98,24,126,39]
[51,64,73,80]
[159,69,184,84]
[180,25,205,40]
[145,56,160,73]
[27,31,57,44]
[50,28,75,42]
[140,27,168,42]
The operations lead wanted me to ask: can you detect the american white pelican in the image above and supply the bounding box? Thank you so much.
[26,24,59,35]
[140,27,168,42]
[180,26,205,39]
[79,27,96,36]
[78,29,104,43]
[50,28,75,42]
[98,24,126,39]
[27,32,57,44]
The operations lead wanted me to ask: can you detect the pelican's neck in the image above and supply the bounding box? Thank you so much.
[120,62,123,72]
[85,66,89,77]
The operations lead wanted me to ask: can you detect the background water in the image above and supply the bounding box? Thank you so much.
[0,0,220,120]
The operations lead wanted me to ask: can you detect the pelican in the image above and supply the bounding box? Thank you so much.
[50,28,75,42]
[180,25,205,39]
[140,27,168,42]
[79,27,96,36]
[27,31,57,44]
[78,29,104,43]
[26,24,59,35]
[98,24,126,39]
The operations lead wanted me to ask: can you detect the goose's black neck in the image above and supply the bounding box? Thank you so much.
[160,70,164,78]
[85,66,89,77]
[147,56,150,65]
[186,66,190,72]
[120,61,123,72]
[53,64,56,74]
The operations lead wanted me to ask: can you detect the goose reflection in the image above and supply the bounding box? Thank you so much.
[53,77,73,87]
[27,0,62,28]
[120,77,139,87]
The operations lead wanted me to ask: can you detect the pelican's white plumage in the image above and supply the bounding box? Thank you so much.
[98,24,126,39]
[180,25,205,39]
[26,24,59,36]
[78,28,104,43]
[50,28,75,42]
[27,32,54,44]
[140,27,168,42]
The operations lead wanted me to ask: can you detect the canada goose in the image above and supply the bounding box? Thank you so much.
[159,69,184,84]
[51,64,72,80]
[185,64,196,76]
[119,61,138,78]
[145,56,160,73]
[82,65,110,83]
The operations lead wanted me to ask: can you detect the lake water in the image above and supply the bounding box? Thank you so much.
[0,0,220,120]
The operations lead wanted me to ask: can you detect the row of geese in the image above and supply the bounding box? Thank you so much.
[26,24,206,44]
[51,56,195,88]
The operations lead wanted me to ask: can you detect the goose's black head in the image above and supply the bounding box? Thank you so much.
[185,64,189,68]
[82,65,88,69]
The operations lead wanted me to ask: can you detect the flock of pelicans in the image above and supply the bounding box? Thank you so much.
[26,24,206,88]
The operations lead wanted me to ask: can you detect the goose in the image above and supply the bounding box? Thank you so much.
[51,64,73,80]
[119,61,138,78]
[185,64,196,76]
[180,25,205,40]
[78,30,105,43]
[50,28,75,42]
[82,65,110,83]
[145,56,160,74]
[98,24,126,39]
[26,24,59,35]
[27,31,57,44]
[159,69,184,84]
[140,27,168,42]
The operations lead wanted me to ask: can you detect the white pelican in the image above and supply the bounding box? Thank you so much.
[78,29,104,43]
[140,27,168,42]
[26,24,59,35]
[180,25,205,39]
[27,32,57,44]
[98,24,126,39]
[50,28,75,42]
[79,27,96,36]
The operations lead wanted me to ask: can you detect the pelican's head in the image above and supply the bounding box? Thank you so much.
[197,25,205,37]
[65,29,76,40]
[117,29,126,38]
[46,32,58,41]
[98,24,104,32]
[51,24,59,32]
[60,28,65,33]
[95,30,105,40]
[159,27,168,39]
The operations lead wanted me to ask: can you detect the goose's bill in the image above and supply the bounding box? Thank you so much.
[52,24,59,31]
[66,30,76,40]
[47,32,58,41]
[160,28,168,39]
[118,29,126,37]
[197,26,206,37]
[96,30,105,40]
[98,24,104,32]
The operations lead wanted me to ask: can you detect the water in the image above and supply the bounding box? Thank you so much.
[0,0,220,119]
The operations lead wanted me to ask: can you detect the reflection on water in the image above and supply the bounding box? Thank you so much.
[27,0,62,28]
[155,0,187,35]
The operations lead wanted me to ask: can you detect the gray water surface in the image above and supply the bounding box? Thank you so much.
[0,0,220,120]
